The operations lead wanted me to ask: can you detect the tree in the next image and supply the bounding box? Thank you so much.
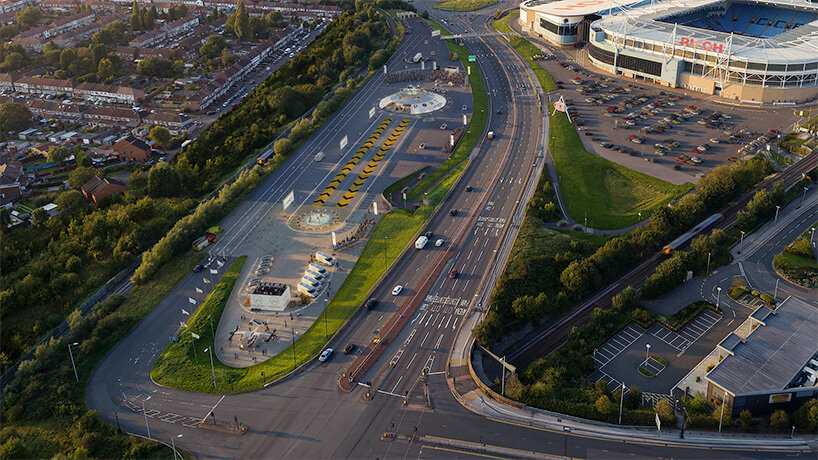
[655,399,674,422]
[15,7,42,30]
[612,286,639,311]
[267,86,303,118]
[149,126,171,148]
[0,207,11,228]
[0,24,18,39]
[73,147,91,167]
[200,34,226,59]
[0,102,32,133]
[47,145,70,163]
[794,398,818,430]
[739,409,754,430]
[68,167,96,189]
[31,207,48,225]
[97,58,115,80]
[0,52,25,72]
[368,49,389,70]
[595,395,613,415]
[769,410,789,430]
[147,163,182,198]
[421,10,429,19]
[273,138,293,157]
[59,49,77,71]
[129,170,147,190]
[137,56,173,77]
[221,50,238,67]
[130,10,142,31]
[55,190,86,215]
[229,0,251,39]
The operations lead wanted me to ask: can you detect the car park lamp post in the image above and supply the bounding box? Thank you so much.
[738,231,745,254]
[645,344,650,365]
[171,434,182,460]
[716,287,722,308]
[618,382,625,425]
[142,396,151,439]
[68,342,79,382]
[774,205,780,222]
[774,278,780,302]
[203,347,216,389]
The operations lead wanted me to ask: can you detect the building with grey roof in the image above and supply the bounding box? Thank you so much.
[706,296,818,417]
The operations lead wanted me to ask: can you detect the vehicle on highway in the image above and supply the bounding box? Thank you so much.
[193,264,204,273]
[415,235,429,249]
[449,269,458,279]
[465,185,473,192]
[392,285,403,296]
[462,105,467,111]
[343,344,356,354]
[440,123,447,130]
[424,231,433,239]
[487,131,495,139]
[318,348,334,362]
[496,109,502,114]
[449,209,457,216]
[314,151,325,162]
[365,298,378,310]
[435,238,444,247]
[418,143,426,150]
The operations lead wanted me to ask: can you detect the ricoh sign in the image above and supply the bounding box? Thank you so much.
[679,37,724,53]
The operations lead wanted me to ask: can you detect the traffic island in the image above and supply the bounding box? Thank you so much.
[638,356,666,377]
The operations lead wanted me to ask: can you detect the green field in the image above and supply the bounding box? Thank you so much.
[432,0,497,11]
[548,106,694,229]
[406,20,487,201]
[492,12,556,93]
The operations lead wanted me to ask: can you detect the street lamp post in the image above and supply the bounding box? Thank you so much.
[706,252,711,276]
[718,389,727,433]
[800,186,808,207]
[774,278,780,302]
[618,381,626,425]
[141,396,152,439]
[204,347,216,389]
[738,231,745,254]
[68,342,79,382]
[716,286,722,309]
[171,434,183,460]
[645,344,651,365]
[291,327,297,371]
[324,299,329,341]
[774,205,780,222]
[383,236,388,269]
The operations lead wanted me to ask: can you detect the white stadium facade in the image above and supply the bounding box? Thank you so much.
[520,0,818,104]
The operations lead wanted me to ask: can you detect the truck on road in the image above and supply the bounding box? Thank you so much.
[415,235,428,249]
[193,232,216,251]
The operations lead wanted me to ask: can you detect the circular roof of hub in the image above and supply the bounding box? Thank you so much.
[378,86,446,115]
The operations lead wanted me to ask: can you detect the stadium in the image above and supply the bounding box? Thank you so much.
[520,0,818,104]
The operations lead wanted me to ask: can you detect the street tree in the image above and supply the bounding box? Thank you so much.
[68,167,96,189]
[147,163,182,198]
[0,102,32,133]
[149,126,172,147]
[73,147,91,167]
[15,7,42,30]
[273,138,292,157]
[97,58,115,80]
[47,146,70,163]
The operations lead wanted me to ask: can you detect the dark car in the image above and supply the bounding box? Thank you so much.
[343,344,356,354]
[465,185,473,192]
[365,298,378,310]
[424,231,433,239]
[496,109,502,115]
[449,269,458,279]
[449,209,457,216]
[193,264,204,273]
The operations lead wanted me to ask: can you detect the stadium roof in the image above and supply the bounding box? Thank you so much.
[593,0,818,63]
[522,0,647,18]
[707,297,818,396]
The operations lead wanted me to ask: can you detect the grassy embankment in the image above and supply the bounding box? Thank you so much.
[492,11,556,93]
[548,105,694,229]
[432,0,497,12]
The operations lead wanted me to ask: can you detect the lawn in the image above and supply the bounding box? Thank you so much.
[407,19,487,201]
[151,205,434,393]
[492,11,556,93]
[548,105,694,229]
[432,0,497,11]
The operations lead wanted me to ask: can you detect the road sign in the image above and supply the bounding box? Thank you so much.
[339,135,348,150]
[282,190,295,210]
[655,413,661,432]
[431,29,440,37]
[468,55,476,62]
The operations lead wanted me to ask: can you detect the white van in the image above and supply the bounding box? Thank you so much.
[305,269,324,281]
[315,251,335,266]
[314,151,324,162]
[415,235,428,249]
[309,263,327,275]
[301,276,320,288]
[297,282,316,297]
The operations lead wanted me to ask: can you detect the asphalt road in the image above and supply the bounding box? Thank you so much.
[85,4,817,459]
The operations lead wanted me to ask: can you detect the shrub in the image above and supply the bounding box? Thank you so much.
[739,409,754,430]
[794,398,818,430]
[769,409,789,430]
[595,395,614,415]
[655,398,675,422]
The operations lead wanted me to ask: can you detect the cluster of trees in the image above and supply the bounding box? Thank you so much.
[1,294,170,458]
[175,3,392,194]
[90,20,129,47]
[0,102,33,134]
[136,55,185,77]
[31,41,126,82]
[527,177,560,222]
[130,0,159,32]
[474,155,776,346]
[0,175,193,366]
[641,229,731,299]
[199,34,239,70]
[0,43,29,72]
[164,4,190,21]
[683,391,818,432]
[0,6,43,38]
[734,185,787,233]
[784,233,815,260]
[225,1,293,40]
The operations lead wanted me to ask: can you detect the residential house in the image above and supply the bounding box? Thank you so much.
[84,106,141,127]
[113,134,152,162]
[0,159,27,202]
[81,176,127,202]
[143,111,194,134]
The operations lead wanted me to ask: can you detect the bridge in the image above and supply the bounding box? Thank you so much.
[440,31,516,39]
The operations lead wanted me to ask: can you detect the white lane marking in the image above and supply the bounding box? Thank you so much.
[407,352,417,369]
[391,375,403,394]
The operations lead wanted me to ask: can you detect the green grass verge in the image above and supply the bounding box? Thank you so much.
[492,11,556,93]
[407,19,487,201]
[548,105,694,229]
[775,251,817,270]
[658,301,717,332]
[383,166,427,205]
[638,366,654,377]
[651,355,667,366]
[432,0,497,11]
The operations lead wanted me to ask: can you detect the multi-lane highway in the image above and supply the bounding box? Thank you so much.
[85,4,817,459]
